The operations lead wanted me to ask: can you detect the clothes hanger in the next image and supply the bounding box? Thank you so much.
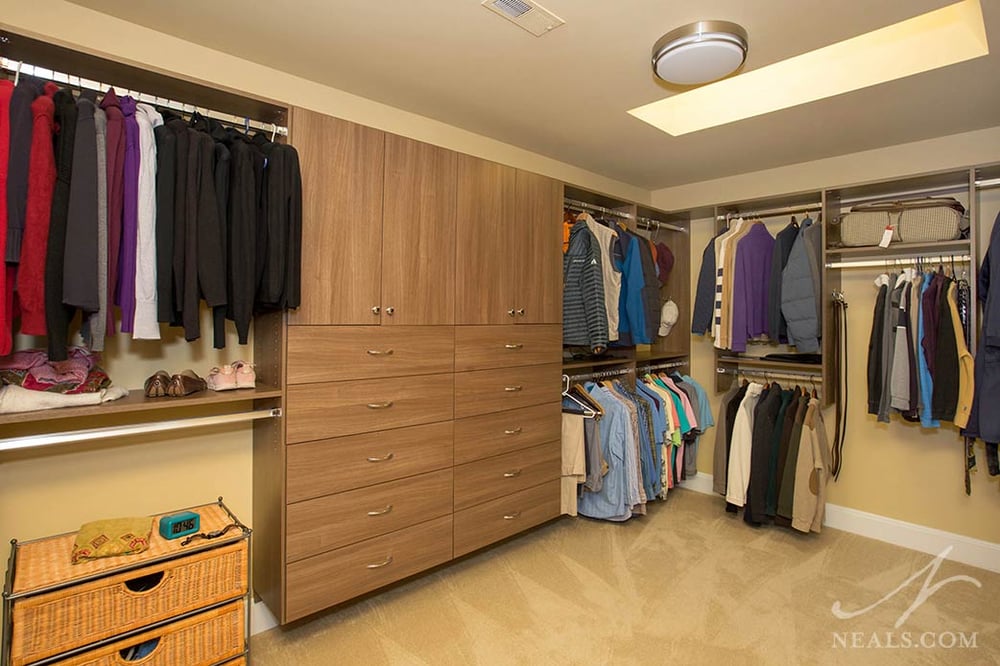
[561,376,597,418]
[571,383,604,416]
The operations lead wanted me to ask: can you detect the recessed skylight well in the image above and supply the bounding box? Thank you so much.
[629,0,990,136]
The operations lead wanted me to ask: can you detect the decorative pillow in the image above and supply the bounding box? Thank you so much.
[71,517,153,564]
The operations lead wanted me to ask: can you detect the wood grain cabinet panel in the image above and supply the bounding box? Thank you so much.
[453,363,562,419]
[514,171,563,324]
[455,155,515,325]
[286,469,453,562]
[453,481,560,557]
[287,422,454,502]
[285,516,453,622]
[289,109,384,325]
[453,442,560,511]
[453,403,560,464]
[382,135,457,325]
[286,374,454,442]
[287,326,455,384]
[454,325,561,371]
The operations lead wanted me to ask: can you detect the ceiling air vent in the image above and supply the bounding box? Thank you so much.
[481,0,565,37]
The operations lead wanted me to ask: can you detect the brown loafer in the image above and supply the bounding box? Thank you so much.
[144,370,171,398]
[167,370,208,397]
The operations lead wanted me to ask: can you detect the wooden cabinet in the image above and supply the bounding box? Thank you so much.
[290,111,457,326]
[456,155,562,324]
[290,111,384,326]
[4,502,250,666]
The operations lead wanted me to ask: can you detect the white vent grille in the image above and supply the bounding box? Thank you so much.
[481,0,565,37]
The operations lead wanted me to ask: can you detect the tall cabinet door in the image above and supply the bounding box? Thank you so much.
[456,155,515,324]
[514,171,562,324]
[382,135,457,325]
[289,109,385,325]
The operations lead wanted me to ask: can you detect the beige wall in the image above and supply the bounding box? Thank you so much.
[668,143,1000,546]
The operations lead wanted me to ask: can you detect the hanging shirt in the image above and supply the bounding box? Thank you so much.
[730,222,775,352]
[726,382,763,507]
[132,104,162,340]
[580,213,622,341]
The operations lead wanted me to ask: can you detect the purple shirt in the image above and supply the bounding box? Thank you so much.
[730,223,775,352]
[99,89,125,334]
[118,95,140,332]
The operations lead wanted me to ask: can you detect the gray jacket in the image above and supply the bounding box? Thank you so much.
[563,221,608,352]
[780,223,822,353]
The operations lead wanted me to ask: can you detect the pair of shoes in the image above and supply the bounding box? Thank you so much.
[144,370,171,398]
[167,370,208,397]
[206,361,256,391]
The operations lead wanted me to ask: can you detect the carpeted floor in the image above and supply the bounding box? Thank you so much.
[251,489,1000,665]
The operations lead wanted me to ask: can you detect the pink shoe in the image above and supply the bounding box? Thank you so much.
[206,365,238,391]
[232,360,256,389]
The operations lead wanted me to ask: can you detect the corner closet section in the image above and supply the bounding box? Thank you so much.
[265,109,564,623]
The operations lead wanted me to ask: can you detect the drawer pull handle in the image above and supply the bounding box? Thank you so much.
[118,637,161,660]
[503,512,521,520]
[366,401,394,409]
[504,427,522,435]
[366,349,394,356]
[504,386,523,392]
[123,571,165,593]
[507,309,516,317]
[504,343,523,350]
[367,555,394,569]
[503,469,522,478]
[367,504,394,516]
[366,452,395,463]
[516,308,525,316]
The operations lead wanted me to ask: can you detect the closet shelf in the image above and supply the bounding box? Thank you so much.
[0,385,282,426]
[826,239,970,259]
[634,351,688,364]
[562,357,636,371]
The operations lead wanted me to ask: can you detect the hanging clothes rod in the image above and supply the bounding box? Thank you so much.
[635,216,687,234]
[717,366,822,381]
[0,407,282,452]
[637,359,689,374]
[0,57,289,138]
[826,254,971,270]
[975,177,1000,190]
[715,202,822,221]
[564,367,635,383]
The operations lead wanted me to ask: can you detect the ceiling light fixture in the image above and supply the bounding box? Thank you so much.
[651,20,749,85]
[630,0,989,136]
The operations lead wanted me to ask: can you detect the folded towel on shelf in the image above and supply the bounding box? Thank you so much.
[0,384,128,414]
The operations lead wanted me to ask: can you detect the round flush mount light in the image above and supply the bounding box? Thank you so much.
[652,20,748,85]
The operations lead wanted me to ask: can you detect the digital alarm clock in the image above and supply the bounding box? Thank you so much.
[158,511,201,540]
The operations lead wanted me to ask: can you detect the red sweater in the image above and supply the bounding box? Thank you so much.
[18,83,59,336]
[0,80,13,356]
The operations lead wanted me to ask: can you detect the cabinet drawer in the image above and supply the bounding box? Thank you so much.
[454,442,560,511]
[286,374,454,442]
[53,599,245,666]
[454,480,560,557]
[286,515,452,621]
[287,326,454,383]
[287,421,453,502]
[10,541,247,666]
[454,402,560,464]
[454,363,561,418]
[455,325,560,371]
[287,469,453,562]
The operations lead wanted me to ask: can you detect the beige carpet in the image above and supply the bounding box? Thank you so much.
[252,490,1000,665]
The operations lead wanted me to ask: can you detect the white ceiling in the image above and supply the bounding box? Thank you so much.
[69,0,1000,190]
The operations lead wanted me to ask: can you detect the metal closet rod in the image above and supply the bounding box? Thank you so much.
[0,57,289,138]
[826,254,971,270]
[564,197,687,233]
[717,366,822,382]
[637,359,689,373]
[716,202,822,221]
[0,408,282,453]
[564,367,635,382]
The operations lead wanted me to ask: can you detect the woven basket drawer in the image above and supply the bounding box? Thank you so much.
[52,599,245,666]
[10,541,247,666]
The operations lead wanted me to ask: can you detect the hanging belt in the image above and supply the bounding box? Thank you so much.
[831,291,849,480]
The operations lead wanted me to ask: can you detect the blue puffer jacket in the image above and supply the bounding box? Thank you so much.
[964,211,1000,443]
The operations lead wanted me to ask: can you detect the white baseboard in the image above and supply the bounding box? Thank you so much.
[252,600,279,636]
[678,473,1000,574]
